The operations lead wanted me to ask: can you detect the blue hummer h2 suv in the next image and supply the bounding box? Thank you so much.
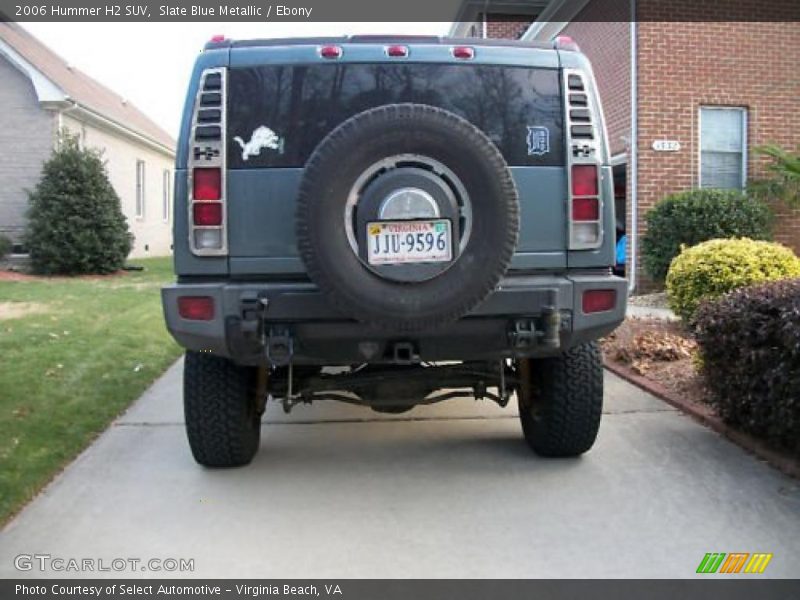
[162,35,627,467]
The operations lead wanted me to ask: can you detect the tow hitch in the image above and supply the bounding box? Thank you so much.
[265,327,293,366]
[509,308,565,351]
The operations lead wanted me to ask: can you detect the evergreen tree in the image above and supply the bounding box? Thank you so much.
[26,133,133,274]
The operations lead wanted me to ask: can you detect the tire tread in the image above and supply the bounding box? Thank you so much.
[183,352,261,467]
[519,342,603,457]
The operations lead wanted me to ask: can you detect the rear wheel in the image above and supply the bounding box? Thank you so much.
[516,342,603,457]
[183,351,265,467]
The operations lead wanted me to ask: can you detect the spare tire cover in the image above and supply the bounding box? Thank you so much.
[296,103,519,331]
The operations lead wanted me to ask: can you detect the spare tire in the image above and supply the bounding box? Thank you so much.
[296,103,519,331]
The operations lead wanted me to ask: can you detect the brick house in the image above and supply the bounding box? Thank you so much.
[0,21,176,258]
[451,0,800,291]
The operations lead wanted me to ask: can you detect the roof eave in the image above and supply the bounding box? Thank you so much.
[65,103,175,158]
[0,37,68,102]
[448,0,554,38]
[0,34,174,157]
[448,22,476,38]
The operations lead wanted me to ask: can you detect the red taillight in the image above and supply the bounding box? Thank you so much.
[178,296,215,321]
[452,46,475,60]
[193,168,221,200]
[386,45,409,57]
[570,164,601,246]
[555,35,580,51]
[572,165,598,197]
[319,45,342,59]
[572,197,599,221]
[582,290,616,314]
[193,202,222,226]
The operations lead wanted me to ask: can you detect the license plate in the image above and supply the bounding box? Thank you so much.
[367,220,452,265]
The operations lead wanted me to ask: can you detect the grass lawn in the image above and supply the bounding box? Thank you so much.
[0,257,181,525]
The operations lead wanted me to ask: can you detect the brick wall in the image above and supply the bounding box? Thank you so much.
[561,0,631,157]
[635,2,800,289]
[482,14,533,40]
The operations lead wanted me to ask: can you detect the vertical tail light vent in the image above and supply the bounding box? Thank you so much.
[189,68,227,256]
[564,69,603,250]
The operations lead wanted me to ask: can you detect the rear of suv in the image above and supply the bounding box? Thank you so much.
[162,35,627,467]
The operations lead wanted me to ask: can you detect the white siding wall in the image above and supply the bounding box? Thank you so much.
[62,114,174,257]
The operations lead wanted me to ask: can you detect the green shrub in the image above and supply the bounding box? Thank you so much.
[749,144,800,208]
[694,278,800,454]
[666,238,800,321]
[25,133,132,275]
[0,234,12,259]
[642,189,773,282]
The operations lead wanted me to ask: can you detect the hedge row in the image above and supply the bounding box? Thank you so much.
[642,189,773,282]
[694,278,800,455]
[666,238,800,320]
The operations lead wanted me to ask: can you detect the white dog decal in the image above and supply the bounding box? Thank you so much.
[233,126,285,161]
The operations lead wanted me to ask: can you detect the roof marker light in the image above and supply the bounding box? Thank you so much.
[209,34,226,43]
[555,36,580,52]
[386,45,409,58]
[451,46,475,60]
[319,45,343,59]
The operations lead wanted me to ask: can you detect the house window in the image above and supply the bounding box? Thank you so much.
[135,160,146,218]
[162,169,171,222]
[699,107,747,190]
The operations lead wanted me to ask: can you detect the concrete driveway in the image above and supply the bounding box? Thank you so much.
[1,359,799,578]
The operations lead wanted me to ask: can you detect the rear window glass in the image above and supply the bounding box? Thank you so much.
[226,63,564,169]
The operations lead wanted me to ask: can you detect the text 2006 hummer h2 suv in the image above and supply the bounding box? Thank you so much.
[162,35,627,467]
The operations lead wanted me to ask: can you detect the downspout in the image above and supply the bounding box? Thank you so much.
[481,5,488,39]
[628,5,638,294]
[55,100,79,148]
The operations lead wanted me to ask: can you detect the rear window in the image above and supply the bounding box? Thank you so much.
[226,63,564,169]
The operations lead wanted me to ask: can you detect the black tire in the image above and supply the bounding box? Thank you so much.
[296,103,519,331]
[183,351,264,467]
[517,342,603,457]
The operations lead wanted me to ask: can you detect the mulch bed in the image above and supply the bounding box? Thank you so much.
[601,318,708,404]
[602,318,800,479]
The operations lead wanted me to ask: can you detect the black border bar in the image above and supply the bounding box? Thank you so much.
[1,0,799,22]
[4,580,800,600]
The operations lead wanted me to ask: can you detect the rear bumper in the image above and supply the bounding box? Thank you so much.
[161,272,627,365]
